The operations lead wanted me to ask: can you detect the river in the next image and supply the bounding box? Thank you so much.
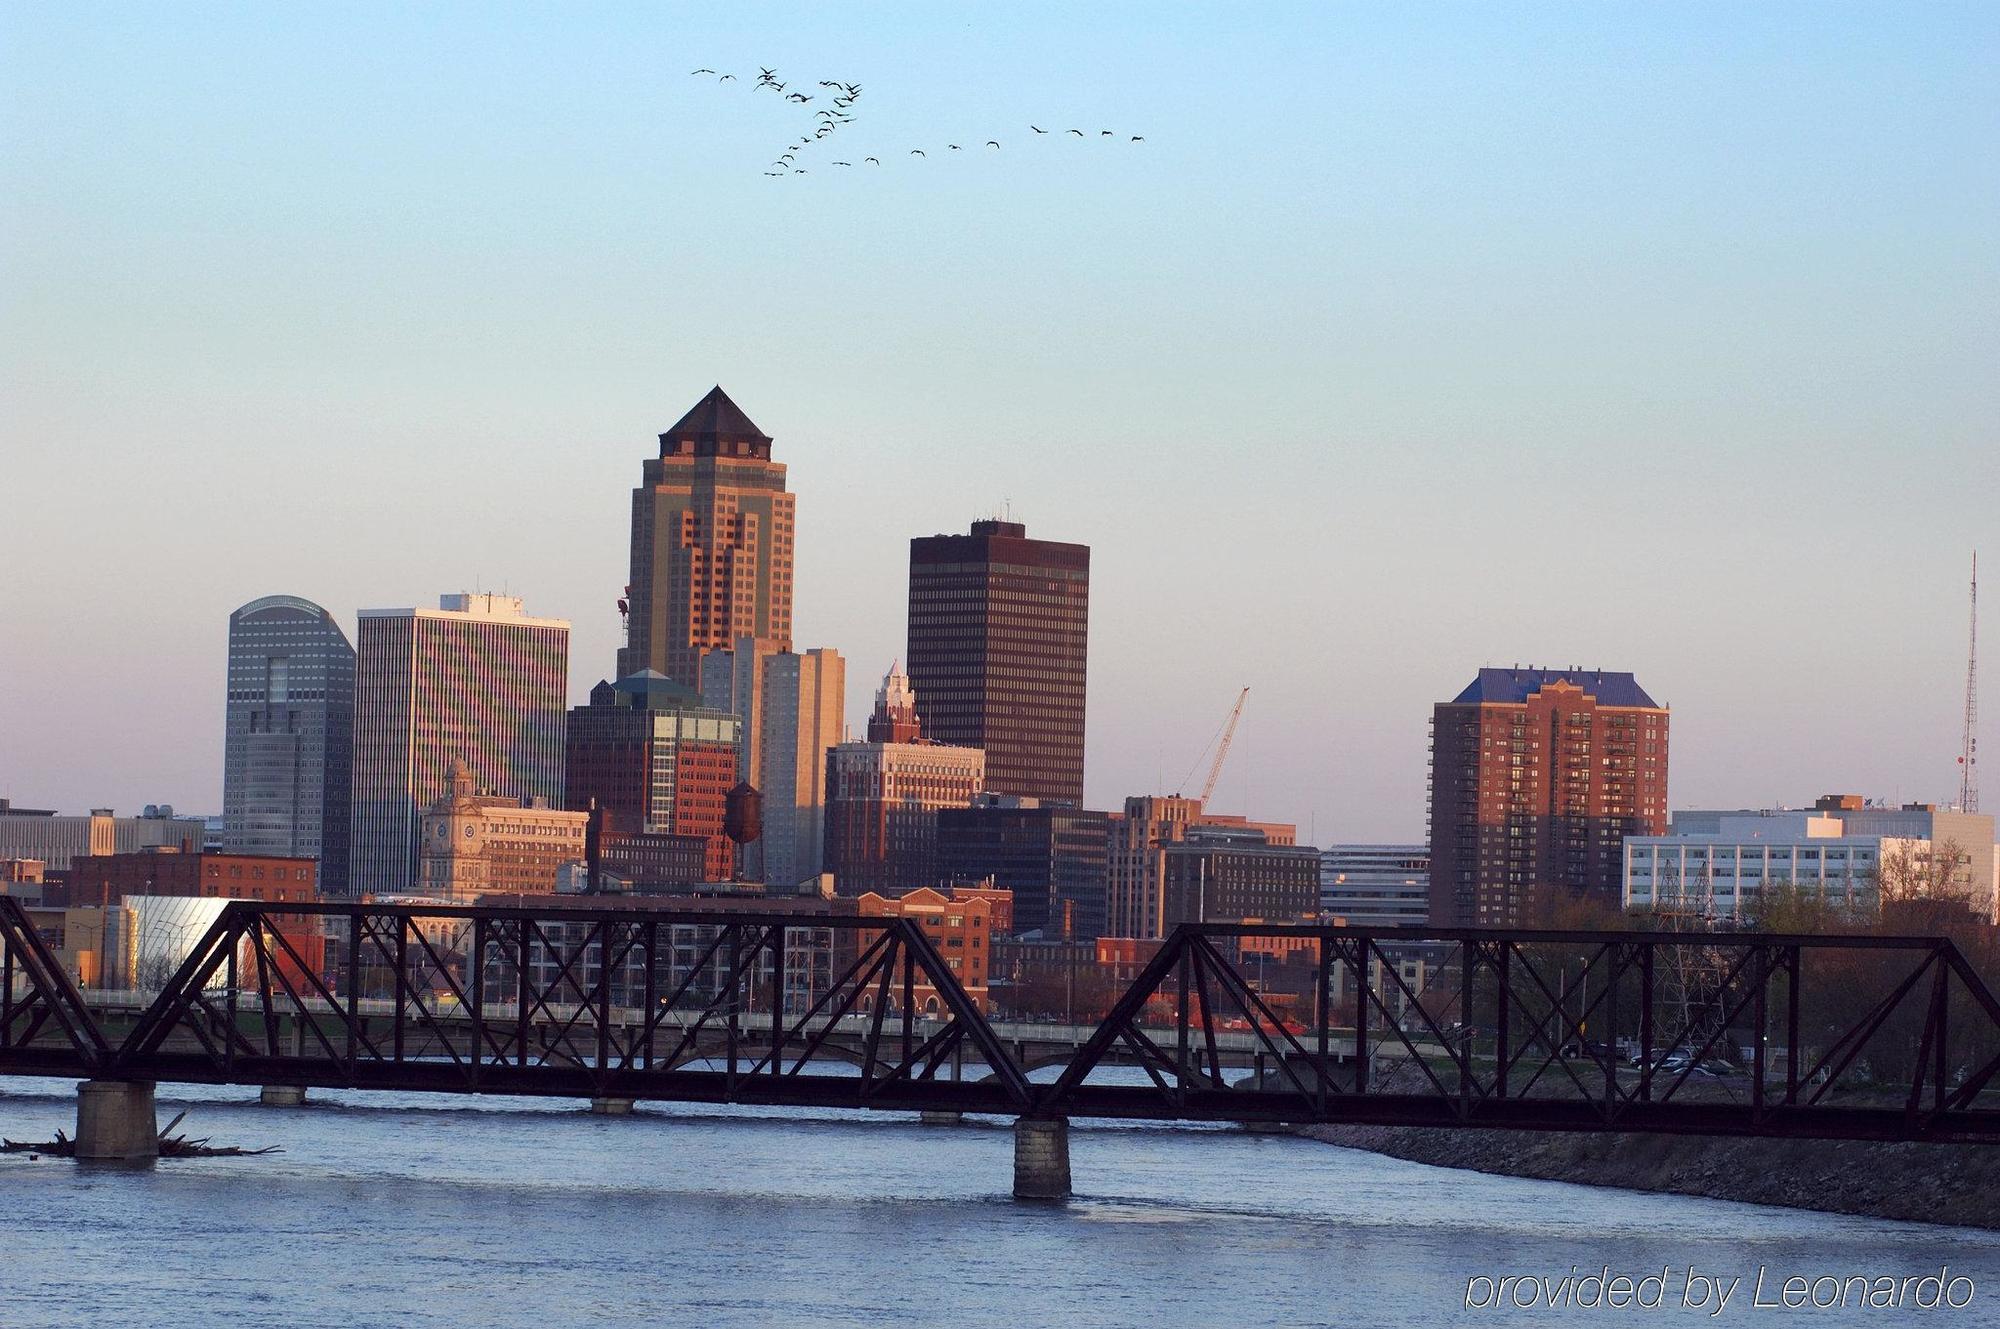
[1,1077,1994,1328]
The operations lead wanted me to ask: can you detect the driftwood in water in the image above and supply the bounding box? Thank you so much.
[2,1109,281,1158]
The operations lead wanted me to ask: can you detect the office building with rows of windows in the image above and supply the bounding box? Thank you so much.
[347,594,569,897]
[906,519,1088,805]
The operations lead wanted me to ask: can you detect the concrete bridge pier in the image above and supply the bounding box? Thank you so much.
[75,1080,158,1161]
[1012,1116,1070,1201]
[260,1085,308,1107]
[589,1098,637,1115]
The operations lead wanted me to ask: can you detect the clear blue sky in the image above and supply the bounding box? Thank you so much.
[3,4,1995,839]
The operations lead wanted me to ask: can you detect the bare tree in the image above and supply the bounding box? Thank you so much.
[1871,837,1974,908]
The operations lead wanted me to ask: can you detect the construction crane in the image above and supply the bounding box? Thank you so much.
[1175,687,1249,805]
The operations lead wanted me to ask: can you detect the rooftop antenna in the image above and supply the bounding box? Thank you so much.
[1961,551,1980,813]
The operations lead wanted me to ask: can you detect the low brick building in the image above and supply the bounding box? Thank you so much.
[855,885,1007,1013]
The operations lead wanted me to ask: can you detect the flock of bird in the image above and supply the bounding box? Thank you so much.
[688,66,1144,176]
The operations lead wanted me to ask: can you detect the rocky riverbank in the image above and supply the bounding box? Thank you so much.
[1299,1124,2000,1229]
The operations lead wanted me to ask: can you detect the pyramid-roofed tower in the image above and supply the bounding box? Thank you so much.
[658,386,774,458]
[618,387,795,686]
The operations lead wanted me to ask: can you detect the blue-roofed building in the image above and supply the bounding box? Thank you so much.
[1450,668,1661,710]
[1428,666,1670,927]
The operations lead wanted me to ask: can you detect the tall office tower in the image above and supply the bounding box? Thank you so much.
[347,594,569,897]
[938,795,1110,939]
[907,519,1089,804]
[222,596,356,891]
[699,638,846,887]
[617,387,796,688]
[1105,795,1298,939]
[1427,667,1670,927]
[567,671,744,882]
[823,665,985,895]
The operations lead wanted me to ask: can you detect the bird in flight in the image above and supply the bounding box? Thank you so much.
[1100,130,1113,136]
[910,149,925,156]
[719,74,735,81]
[788,93,811,102]
[1131,136,1144,142]
[691,68,714,76]
[1031,125,1047,134]
[947,143,961,150]
[759,67,776,78]
[865,157,879,164]
[986,141,1000,148]
[1067,129,1084,136]
[833,160,852,167]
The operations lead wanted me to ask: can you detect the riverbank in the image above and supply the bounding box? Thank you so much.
[1299,1124,2000,1229]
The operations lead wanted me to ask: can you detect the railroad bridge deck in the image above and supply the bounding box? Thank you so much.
[5,899,1998,1195]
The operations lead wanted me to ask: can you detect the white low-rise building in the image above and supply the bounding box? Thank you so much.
[1623,797,1997,920]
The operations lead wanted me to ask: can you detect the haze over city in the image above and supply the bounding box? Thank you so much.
[5,4,1994,839]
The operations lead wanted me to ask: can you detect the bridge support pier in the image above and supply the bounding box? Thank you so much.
[920,1110,964,1126]
[75,1080,158,1161]
[260,1085,308,1107]
[589,1098,637,1116]
[1012,1116,1070,1201]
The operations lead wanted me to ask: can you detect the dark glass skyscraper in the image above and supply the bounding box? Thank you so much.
[906,520,1089,805]
[221,595,356,891]
[938,796,1109,939]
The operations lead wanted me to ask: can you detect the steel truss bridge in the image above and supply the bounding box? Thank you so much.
[5,898,2000,1148]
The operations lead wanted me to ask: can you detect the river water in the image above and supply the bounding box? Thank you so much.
[0,1077,1994,1328]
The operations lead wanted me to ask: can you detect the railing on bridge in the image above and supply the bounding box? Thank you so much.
[5,897,2000,1141]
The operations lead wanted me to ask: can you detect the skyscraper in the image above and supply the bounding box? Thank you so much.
[1427,667,1670,927]
[823,665,985,895]
[347,594,569,896]
[907,519,1089,804]
[617,387,795,688]
[221,595,356,891]
[699,638,846,887]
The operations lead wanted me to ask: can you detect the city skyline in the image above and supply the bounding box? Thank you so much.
[5,7,1994,840]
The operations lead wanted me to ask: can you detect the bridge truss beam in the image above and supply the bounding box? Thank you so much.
[4,900,2000,1143]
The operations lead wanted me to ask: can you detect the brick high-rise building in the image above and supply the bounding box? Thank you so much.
[221,595,355,891]
[1427,667,1670,927]
[347,594,569,897]
[617,387,796,688]
[907,519,1089,804]
[823,665,985,895]
[566,671,744,882]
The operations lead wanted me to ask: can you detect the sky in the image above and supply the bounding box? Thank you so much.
[2,4,1996,841]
